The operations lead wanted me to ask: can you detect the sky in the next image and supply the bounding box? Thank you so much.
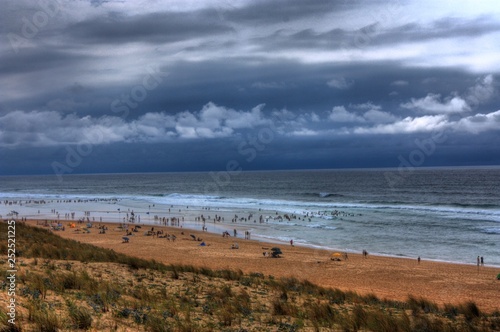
[1,0,500,176]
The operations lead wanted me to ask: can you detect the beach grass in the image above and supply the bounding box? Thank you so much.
[1,221,499,331]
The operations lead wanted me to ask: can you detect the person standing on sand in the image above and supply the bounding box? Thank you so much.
[290,239,294,246]
[417,256,421,264]
[481,256,484,266]
[477,256,480,267]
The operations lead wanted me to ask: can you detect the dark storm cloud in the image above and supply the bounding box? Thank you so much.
[65,11,233,44]
[252,27,351,51]
[0,47,88,75]
[220,0,351,24]
[373,16,500,46]
[89,0,117,7]
[1,0,499,175]
[158,59,498,114]
[253,16,500,52]
[2,71,498,149]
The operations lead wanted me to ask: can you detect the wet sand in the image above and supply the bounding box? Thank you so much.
[26,220,500,312]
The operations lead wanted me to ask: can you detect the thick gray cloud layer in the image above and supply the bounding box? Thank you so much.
[1,0,500,174]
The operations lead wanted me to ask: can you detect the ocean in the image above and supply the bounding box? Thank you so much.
[1,167,499,266]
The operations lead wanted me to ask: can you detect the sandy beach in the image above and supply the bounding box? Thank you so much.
[25,219,500,313]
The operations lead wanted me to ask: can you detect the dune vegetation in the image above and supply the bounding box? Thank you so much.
[1,221,499,331]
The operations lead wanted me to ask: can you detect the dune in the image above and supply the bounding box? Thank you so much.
[26,219,500,313]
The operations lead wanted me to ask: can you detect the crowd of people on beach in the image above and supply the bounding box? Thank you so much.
[3,196,359,231]
[2,199,399,265]
[2,198,120,206]
[5,199,492,268]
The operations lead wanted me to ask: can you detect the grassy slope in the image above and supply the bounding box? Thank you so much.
[1,221,499,331]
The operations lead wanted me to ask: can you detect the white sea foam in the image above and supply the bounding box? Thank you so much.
[3,191,500,222]
[480,227,500,234]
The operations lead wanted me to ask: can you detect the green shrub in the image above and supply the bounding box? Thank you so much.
[307,302,336,328]
[458,301,481,321]
[0,311,20,332]
[365,309,404,332]
[411,315,444,332]
[235,289,252,316]
[443,303,459,319]
[145,315,171,332]
[68,303,92,330]
[217,269,243,281]
[272,297,297,316]
[0,324,22,332]
[58,271,80,290]
[352,304,367,330]
[407,295,438,314]
[29,306,61,332]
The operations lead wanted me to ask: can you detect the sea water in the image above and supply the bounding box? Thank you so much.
[1,167,499,266]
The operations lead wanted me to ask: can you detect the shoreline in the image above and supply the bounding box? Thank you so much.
[18,213,499,269]
[3,187,500,267]
[20,218,500,313]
